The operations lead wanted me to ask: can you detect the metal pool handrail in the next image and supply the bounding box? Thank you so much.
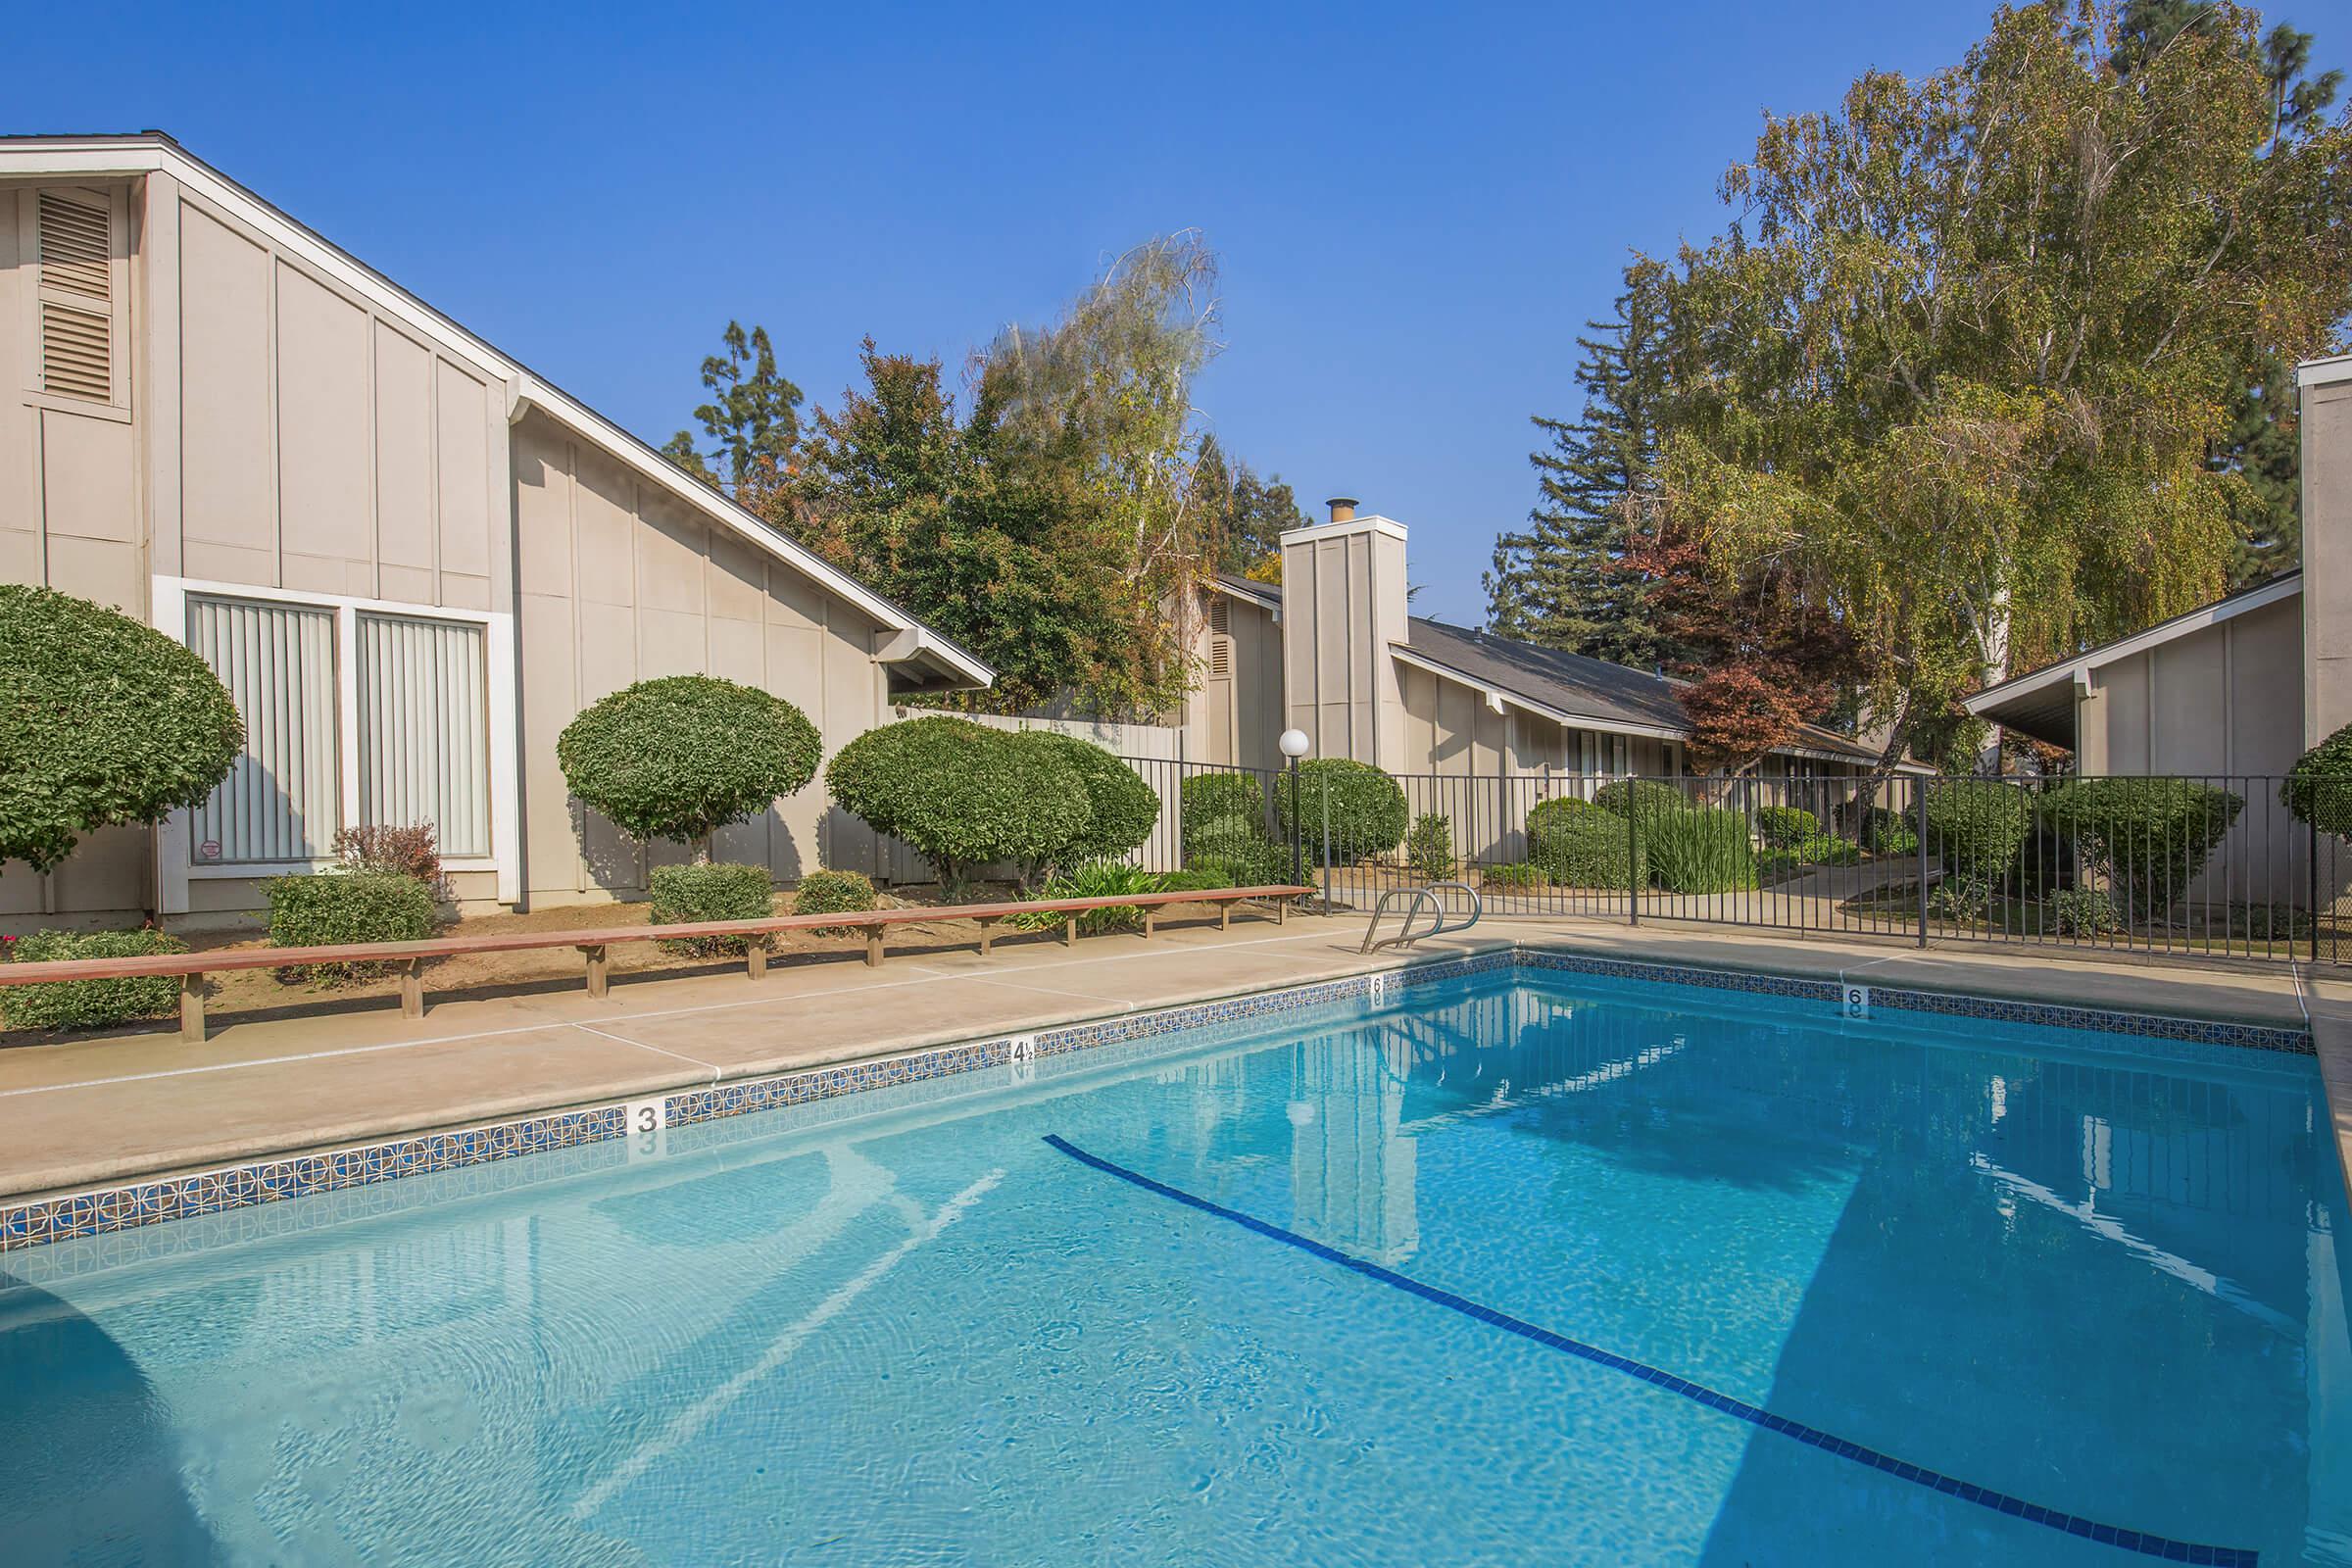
[1360,882,1483,954]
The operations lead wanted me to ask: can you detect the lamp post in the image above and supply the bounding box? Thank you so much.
[1279,729,1311,891]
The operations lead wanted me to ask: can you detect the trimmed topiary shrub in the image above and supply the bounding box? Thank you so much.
[1643,807,1757,894]
[1754,805,1819,849]
[1,583,244,874]
[650,862,775,956]
[2039,778,2243,919]
[1592,778,1687,821]
[1275,759,1408,865]
[1923,780,2033,880]
[0,928,188,1032]
[825,716,1090,895]
[793,869,878,936]
[1011,732,1157,869]
[1404,813,1457,879]
[1526,797,1639,889]
[267,871,437,984]
[558,675,821,855]
[2282,721,2352,838]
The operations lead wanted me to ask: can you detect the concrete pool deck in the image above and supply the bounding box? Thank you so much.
[0,911,2343,1206]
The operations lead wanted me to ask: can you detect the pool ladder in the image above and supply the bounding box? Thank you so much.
[1360,882,1483,954]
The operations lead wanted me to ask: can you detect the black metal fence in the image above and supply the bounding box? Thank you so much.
[1115,760,2346,965]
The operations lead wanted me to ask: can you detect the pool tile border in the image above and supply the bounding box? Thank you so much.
[0,943,2309,1256]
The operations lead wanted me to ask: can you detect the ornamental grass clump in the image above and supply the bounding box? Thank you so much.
[1642,807,1757,895]
[0,928,188,1032]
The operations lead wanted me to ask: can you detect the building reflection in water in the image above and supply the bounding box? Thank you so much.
[1288,1029,1420,1265]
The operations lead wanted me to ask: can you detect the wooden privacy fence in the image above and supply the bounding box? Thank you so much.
[0,885,1311,1045]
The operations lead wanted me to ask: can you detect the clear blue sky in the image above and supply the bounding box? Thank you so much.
[12,2,2340,624]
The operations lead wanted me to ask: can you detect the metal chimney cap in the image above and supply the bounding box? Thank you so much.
[1325,497,1358,523]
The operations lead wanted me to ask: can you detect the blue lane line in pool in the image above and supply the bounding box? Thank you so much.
[1040,1134,2255,1568]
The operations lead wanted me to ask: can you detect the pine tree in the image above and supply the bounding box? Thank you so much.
[1197,432,1312,577]
[662,321,805,521]
[1484,265,1673,667]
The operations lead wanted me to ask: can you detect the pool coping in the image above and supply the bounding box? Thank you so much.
[0,934,2322,1260]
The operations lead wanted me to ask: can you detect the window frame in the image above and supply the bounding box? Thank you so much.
[151,575,518,911]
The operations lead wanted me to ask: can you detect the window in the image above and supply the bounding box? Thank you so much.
[358,614,492,858]
[186,598,340,863]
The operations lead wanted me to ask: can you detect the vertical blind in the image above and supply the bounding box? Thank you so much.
[358,613,491,858]
[187,598,340,863]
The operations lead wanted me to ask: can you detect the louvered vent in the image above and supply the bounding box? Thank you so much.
[41,301,112,400]
[1209,637,1232,678]
[1209,597,1231,635]
[38,192,112,299]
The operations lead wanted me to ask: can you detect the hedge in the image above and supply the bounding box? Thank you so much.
[650,862,775,956]
[1923,781,2033,880]
[2282,721,2352,838]
[557,675,820,852]
[1012,732,1156,868]
[0,583,244,874]
[1754,805,1819,849]
[2039,778,2243,919]
[825,716,1091,895]
[1526,797,1639,889]
[1275,759,1408,864]
[793,869,878,936]
[1643,807,1757,894]
[0,928,188,1032]
[266,871,437,984]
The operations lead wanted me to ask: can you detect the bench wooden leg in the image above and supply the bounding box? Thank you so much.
[398,957,424,1019]
[1274,899,1288,926]
[1063,916,1077,948]
[977,915,1000,956]
[865,927,886,967]
[179,972,206,1044]
[1143,909,1156,940]
[1219,902,1232,932]
[747,945,767,980]
[582,945,610,999]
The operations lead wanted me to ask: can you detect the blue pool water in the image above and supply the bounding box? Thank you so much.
[4,966,2348,1566]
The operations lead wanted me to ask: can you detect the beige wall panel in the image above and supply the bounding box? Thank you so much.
[180,538,275,584]
[709,531,766,622]
[435,361,493,579]
[638,607,708,675]
[179,204,275,562]
[2227,600,2302,776]
[378,564,434,604]
[43,532,142,612]
[708,614,764,684]
[273,262,371,567]
[636,495,706,614]
[764,555,826,629]
[48,824,146,917]
[517,591,582,895]
[575,601,638,705]
[373,324,434,571]
[0,528,38,585]
[279,552,349,596]
[38,411,137,544]
[819,636,882,875]
[573,452,636,607]
[2149,630,2229,775]
[2095,657,2152,773]
[2307,381,2352,742]
[438,571,489,612]
[512,417,573,595]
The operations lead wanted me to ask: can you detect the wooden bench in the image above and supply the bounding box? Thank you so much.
[0,885,1310,1044]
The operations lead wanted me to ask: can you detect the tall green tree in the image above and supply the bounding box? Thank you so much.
[1485,264,1677,668]
[2117,2,2343,585]
[663,321,804,517]
[1197,433,1312,577]
[1656,0,2352,786]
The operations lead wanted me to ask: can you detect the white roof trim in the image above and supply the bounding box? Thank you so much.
[1280,514,1409,545]
[1964,571,2301,718]
[1208,575,1282,613]
[0,135,994,688]
[2297,352,2352,389]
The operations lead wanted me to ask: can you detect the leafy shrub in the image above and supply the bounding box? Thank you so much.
[1763,835,1862,875]
[2047,887,2122,937]
[2039,778,2243,918]
[1754,805,1819,849]
[559,675,821,852]
[1404,813,1457,879]
[1863,807,1918,857]
[1275,759,1408,865]
[1157,866,1233,893]
[1642,808,1757,894]
[793,869,879,937]
[1928,871,1994,924]
[1923,781,2033,880]
[826,716,1091,895]
[1009,860,1166,935]
[266,871,437,984]
[1480,861,1550,890]
[1526,797,1639,889]
[1011,732,1158,869]
[2282,721,2352,837]
[1757,848,1807,882]
[650,862,775,956]
[0,583,244,873]
[1592,778,1688,821]
[1180,772,1267,842]
[1190,843,1295,888]
[0,928,187,1031]
[2236,902,2312,943]
[332,823,450,902]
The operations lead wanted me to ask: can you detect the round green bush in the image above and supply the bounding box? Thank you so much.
[825,716,1090,894]
[650,861,776,956]
[1181,773,1267,849]
[793,868,879,936]
[2039,778,2243,919]
[1526,797,1638,889]
[558,675,820,851]
[1011,732,1157,866]
[1592,778,1688,820]
[0,584,244,874]
[1275,759,1408,865]
[2283,721,2352,837]
[1922,780,2033,880]
[0,927,188,1032]
[266,870,437,985]
[1754,805,1819,849]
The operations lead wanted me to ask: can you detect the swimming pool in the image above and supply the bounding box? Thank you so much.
[3,961,2346,1565]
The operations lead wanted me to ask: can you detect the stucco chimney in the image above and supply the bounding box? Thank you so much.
[1278,500,1409,771]
[1326,496,1357,524]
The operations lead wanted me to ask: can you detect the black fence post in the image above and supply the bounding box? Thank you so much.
[2311,813,2322,965]
[1915,778,1932,949]
[1627,785,1641,928]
